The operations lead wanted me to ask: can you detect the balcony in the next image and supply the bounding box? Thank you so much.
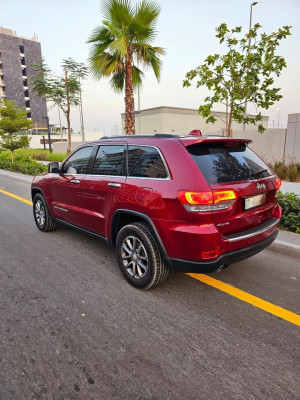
[21,64,26,69]
[26,107,31,111]
[20,53,25,57]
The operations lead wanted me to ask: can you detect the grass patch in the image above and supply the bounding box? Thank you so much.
[0,148,67,162]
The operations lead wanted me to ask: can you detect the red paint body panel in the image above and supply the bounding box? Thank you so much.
[31,135,280,271]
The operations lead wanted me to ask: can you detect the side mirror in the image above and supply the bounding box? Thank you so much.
[48,162,60,173]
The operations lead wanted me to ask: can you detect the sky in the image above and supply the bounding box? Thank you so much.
[1,0,300,134]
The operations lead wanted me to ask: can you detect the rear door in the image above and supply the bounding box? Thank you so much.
[80,144,126,237]
[187,142,277,236]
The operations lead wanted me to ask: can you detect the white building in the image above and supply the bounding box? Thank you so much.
[121,106,269,135]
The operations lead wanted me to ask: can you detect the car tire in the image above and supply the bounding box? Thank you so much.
[33,194,58,232]
[116,222,169,290]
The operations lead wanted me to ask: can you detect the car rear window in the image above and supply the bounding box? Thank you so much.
[187,143,273,184]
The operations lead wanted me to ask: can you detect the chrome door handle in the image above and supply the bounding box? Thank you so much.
[108,182,121,188]
[70,179,80,184]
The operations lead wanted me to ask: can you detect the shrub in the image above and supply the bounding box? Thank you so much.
[287,163,298,182]
[0,151,12,162]
[32,152,48,161]
[273,161,288,180]
[277,191,300,233]
[0,158,47,175]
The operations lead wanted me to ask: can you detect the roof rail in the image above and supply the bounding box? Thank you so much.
[100,133,178,139]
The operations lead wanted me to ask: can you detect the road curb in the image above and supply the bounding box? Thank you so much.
[269,240,300,257]
[0,169,33,183]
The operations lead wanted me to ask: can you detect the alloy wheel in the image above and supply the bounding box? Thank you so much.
[35,200,45,227]
[121,235,148,279]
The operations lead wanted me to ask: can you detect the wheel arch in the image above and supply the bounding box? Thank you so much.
[110,209,168,258]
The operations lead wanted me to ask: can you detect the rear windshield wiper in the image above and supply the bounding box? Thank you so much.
[252,168,268,177]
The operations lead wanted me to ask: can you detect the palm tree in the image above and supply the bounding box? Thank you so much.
[88,0,165,135]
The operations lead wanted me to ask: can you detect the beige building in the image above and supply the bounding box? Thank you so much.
[121,106,269,135]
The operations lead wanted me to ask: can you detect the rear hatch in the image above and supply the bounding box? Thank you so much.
[185,140,277,236]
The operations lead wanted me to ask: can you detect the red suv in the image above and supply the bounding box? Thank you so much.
[31,134,282,289]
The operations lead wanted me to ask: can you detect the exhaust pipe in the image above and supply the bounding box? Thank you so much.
[215,264,229,272]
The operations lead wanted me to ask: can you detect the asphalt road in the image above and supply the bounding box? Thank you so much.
[0,175,299,400]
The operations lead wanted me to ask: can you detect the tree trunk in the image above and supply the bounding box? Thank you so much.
[228,105,234,138]
[66,111,71,154]
[124,49,135,135]
[10,149,14,163]
[65,69,72,154]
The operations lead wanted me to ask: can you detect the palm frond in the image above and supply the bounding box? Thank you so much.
[132,65,144,89]
[134,43,165,80]
[109,69,125,92]
[101,0,134,29]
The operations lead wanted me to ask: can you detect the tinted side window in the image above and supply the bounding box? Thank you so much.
[62,146,94,174]
[187,144,273,184]
[128,146,168,178]
[92,145,124,176]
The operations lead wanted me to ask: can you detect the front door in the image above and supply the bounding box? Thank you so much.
[49,146,95,227]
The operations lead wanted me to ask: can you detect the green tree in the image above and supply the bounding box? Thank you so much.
[31,58,87,154]
[88,0,165,135]
[183,23,291,135]
[0,99,32,162]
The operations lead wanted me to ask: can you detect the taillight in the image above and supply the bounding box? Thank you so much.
[275,177,281,191]
[178,190,237,212]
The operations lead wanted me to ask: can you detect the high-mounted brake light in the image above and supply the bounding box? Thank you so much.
[178,190,237,212]
[275,177,281,191]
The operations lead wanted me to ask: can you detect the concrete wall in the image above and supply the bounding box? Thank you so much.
[232,129,287,162]
[285,114,300,162]
[50,132,104,153]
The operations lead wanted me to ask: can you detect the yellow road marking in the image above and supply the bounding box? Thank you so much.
[0,189,33,206]
[1,188,299,327]
[187,273,300,327]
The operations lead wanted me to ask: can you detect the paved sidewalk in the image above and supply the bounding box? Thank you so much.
[281,181,300,196]
[0,169,34,183]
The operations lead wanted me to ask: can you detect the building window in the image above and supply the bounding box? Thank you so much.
[23,79,28,86]
[22,69,27,77]
[25,100,30,108]
[21,58,26,66]
[27,112,31,118]
[19,45,24,53]
[24,89,29,97]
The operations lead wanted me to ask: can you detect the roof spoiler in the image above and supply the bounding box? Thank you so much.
[188,129,202,136]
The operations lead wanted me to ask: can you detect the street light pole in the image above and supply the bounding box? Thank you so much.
[243,1,261,131]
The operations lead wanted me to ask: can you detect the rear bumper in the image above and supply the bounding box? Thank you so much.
[167,229,278,273]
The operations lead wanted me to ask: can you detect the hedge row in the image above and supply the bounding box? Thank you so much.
[0,159,47,175]
[277,191,300,234]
